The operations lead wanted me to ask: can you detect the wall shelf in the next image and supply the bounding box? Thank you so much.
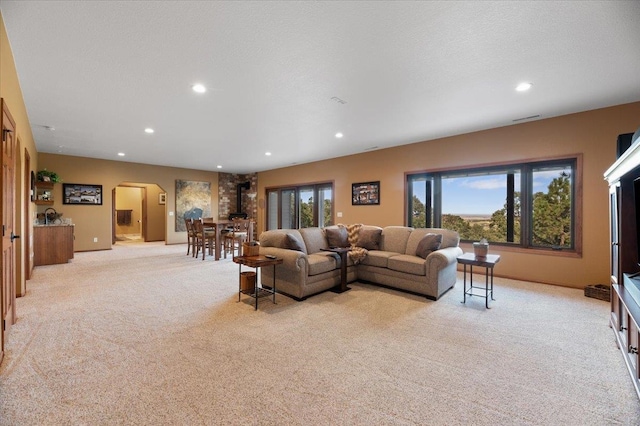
[34,181,54,205]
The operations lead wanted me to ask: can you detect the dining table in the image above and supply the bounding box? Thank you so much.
[202,219,254,260]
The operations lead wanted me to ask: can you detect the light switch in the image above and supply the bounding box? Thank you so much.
[337,212,343,217]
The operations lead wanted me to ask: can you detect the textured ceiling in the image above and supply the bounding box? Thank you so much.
[1,1,640,173]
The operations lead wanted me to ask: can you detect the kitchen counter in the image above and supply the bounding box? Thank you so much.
[34,224,74,266]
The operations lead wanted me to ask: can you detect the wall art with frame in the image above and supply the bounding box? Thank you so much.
[63,183,103,205]
[352,181,380,205]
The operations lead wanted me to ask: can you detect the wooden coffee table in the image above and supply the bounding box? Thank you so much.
[233,255,283,310]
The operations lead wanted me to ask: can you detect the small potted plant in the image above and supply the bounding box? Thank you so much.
[36,169,62,183]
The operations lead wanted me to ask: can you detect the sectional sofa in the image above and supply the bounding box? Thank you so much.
[258,225,462,301]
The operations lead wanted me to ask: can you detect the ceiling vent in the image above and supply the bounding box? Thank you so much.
[512,115,540,123]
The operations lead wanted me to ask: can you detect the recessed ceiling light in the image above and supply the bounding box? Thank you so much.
[192,83,207,94]
[335,132,343,138]
[516,82,532,92]
[216,165,222,169]
[117,152,125,157]
[265,152,272,156]
[144,128,154,134]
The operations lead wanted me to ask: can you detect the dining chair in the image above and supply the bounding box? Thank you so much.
[184,218,197,256]
[224,218,250,259]
[192,218,215,260]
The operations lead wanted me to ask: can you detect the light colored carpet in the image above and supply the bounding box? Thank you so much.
[1,242,639,425]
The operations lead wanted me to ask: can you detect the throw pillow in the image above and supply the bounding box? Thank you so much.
[416,233,442,259]
[286,233,306,252]
[325,227,349,248]
[357,228,382,250]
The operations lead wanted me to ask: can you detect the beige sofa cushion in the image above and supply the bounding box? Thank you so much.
[430,228,461,249]
[360,250,397,268]
[387,254,426,276]
[307,253,337,276]
[380,226,413,253]
[405,228,459,255]
[300,227,330,254]
[260,229,305,253]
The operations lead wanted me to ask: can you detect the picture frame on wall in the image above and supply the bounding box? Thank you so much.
[63,183,102,205]
[352,181,380,205]
[159,193,166,205]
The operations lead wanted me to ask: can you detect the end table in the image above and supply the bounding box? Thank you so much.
[233,255,283,310]
[457,253,501,309]
[320,247,351,293]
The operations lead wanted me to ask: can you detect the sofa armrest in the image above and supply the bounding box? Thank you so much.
[259,246,306,271]
[426,246,463,270]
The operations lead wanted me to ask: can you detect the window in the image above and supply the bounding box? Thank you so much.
[406,157,579,251]
[266,183,334,230]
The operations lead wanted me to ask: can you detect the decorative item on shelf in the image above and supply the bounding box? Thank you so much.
[243,241,260,257]
[36,169,62,183]
[473,238,489,258]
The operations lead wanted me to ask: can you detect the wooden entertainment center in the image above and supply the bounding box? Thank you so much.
[604,132,640,400]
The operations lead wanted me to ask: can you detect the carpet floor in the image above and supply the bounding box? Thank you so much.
[1,242,639,425]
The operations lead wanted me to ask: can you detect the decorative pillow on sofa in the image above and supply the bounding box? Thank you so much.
[325,227,349,248]
[286,233,306,252]
[357,228,382,250]
[416,233,442,259]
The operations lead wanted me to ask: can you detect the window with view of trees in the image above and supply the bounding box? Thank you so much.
[406,157,579,251]
[266,183,334,230]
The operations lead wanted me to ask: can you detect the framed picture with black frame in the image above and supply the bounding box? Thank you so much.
[63,183,103,205]
[352,181,380,205]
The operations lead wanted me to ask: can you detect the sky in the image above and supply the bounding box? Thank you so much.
[413,169,569,216]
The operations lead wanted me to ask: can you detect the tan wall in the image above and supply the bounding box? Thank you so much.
[144,184,165,242]
[257,102,640,289]
[38,153,218,251]
[1,12,38,296]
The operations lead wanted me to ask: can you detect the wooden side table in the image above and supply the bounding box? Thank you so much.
[457,253,501,309]
[233,255,283,310]
[320,247,351,293]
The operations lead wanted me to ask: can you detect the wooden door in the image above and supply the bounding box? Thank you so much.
[112,187,116,245]
[141,187,147,241]
[1,99,17,363]
[24,149,32,282]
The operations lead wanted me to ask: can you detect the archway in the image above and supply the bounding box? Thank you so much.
[113,182,166,245]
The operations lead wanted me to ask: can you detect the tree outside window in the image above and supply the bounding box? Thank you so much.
[407,159,577,251]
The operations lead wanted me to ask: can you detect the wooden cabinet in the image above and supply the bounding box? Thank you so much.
[612,277,640,396]
[34,225,74,266]
[605,133,640,400]
[34,181,54,205]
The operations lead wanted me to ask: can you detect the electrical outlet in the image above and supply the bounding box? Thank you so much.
[169,211,174,216]
[93,237,98,243]
[337,212,343,217]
